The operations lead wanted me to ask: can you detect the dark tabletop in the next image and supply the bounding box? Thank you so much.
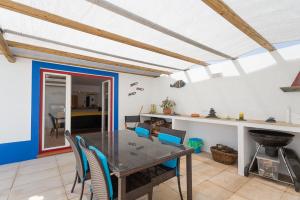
[81,130,193,177]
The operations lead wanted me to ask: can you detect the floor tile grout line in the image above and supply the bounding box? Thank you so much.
[5,153,298,200]
[228,193,252,200]
[208,171,252,194]
[9,163,20,189]
[6,162,21,200]
[55,155,70,200]
[251,176,289,192]
[165,162,228,195]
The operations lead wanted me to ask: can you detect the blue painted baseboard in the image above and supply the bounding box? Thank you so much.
[0,140,37,165]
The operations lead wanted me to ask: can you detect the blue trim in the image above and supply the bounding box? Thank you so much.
[0,61,119,165]
[0,141,36,165]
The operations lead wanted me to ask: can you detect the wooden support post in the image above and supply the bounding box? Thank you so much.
[0,30,16,63]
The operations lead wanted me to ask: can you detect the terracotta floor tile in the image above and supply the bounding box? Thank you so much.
[9,176,63,200]
[251,176,288,191]
[190,180,233,200]
[227,194,249,200]
[280,192,300,200]
[0,190,9,200]
[1,151,295,200]
[0,162,20,173]
[236,178,284,200]
[210,171,250,192]
[14,167,60,187]
[285,186,300,196]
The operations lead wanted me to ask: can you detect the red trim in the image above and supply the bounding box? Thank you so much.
[38,147,72,158]
[38,71,44,154]
[108,78,115,132]
[39,69,114,154]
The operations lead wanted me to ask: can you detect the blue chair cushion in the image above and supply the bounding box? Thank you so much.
[135,127,150,138]
[89,146,114,200]
[75,136,89,176]
[158,133,182,169]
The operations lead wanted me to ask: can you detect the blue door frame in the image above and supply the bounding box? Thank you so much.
[0,61,119,165]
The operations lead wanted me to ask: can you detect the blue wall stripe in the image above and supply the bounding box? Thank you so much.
[0,61,119,165]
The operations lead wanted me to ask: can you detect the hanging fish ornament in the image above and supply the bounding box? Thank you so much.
[170,80,186,88]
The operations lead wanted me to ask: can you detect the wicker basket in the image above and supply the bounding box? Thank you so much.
[210,144,238,165]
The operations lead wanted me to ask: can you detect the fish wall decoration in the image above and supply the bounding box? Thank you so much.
[130,82,138,87]
[136,87,144,91]
[170,80,186,88]
[128,92,136,96]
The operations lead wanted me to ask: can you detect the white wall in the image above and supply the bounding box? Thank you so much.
[0,56,154,144]
[0,57,32,144]
[151,49,300,123]
[118,73,153,129]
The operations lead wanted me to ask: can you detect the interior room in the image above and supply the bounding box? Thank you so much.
[43,75,108,150]
[0,1,300,200]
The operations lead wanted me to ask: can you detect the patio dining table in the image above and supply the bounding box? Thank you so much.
[81,129,194,200]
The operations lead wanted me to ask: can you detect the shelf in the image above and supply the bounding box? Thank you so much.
[281,86,300,92]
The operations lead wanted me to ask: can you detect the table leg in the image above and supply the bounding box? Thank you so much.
[118,176,126,200]
[186,154,192,200]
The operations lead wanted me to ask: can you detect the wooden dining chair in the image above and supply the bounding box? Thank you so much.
[124,115,140,131]
[134,123,153,138]
[78,137,153,200]
[137,123,152,132]
[155,127,186,200]
[159,127,186,144]
[64,131,90,200]
[49,113,64,138]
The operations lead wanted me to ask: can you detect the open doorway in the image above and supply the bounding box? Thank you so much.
[40,69,113,154]
[71,76,111,134]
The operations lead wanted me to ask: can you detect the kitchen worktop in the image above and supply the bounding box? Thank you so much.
[141,113,300,132]
[141,113,300,176]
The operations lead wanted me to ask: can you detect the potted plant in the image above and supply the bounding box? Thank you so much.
[160,97,176,115]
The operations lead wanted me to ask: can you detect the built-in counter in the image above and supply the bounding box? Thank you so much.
[140,113,300,176]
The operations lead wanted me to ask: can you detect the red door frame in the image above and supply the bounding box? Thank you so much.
[39,69,114,154]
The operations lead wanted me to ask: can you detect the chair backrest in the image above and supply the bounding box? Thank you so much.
[75,136,89,175]
[158,133,182,169]
[48,113,56,127]
[135,123,152,138]
[159,127,186,144]
[125,115,140,123]
[137,123,152,132]
[78,139,112,200]
[135,127,150,138]
[64,131,85,180]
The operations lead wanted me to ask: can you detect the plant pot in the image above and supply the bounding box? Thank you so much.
[163,108,172,115]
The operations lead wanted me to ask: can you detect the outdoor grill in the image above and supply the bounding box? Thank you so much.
[249,130,294,157]
[246,129,300,192]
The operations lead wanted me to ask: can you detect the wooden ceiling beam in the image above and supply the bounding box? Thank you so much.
[13,55,158,77]
[7,40,171,75]
[0,0,208,66]
[0,30,16,62]
[202,0,275,51]
[4,29,181,71]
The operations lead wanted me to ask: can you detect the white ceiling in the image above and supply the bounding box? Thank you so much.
[1,0,300,74]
